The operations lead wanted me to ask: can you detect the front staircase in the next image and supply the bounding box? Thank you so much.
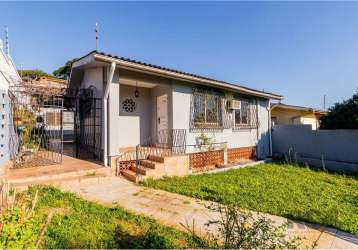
[118,154,189,183]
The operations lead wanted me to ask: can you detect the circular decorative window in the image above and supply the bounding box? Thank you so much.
[122,98,136,113]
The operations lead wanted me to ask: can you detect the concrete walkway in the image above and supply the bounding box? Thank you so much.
[59,177,358,249]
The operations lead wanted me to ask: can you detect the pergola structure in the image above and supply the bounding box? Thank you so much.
[8,79,67,168]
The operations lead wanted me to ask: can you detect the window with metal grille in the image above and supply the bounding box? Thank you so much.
[192,91,222,128]
[234,99,257,128]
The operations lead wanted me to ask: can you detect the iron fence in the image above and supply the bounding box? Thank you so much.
[8,85,64,168]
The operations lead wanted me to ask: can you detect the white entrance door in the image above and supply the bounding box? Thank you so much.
[157,94,168,145]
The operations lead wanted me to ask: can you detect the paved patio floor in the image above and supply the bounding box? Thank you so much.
[59,177,358,249]
[5,154,104,180]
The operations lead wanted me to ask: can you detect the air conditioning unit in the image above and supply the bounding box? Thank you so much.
[227,100,241,110]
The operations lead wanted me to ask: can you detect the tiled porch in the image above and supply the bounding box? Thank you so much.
[4,154,110,188]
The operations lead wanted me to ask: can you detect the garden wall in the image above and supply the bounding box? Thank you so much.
[272,125,358,173]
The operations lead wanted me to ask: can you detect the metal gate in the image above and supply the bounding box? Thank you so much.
[73,88,102,161]
[9,84,64,168]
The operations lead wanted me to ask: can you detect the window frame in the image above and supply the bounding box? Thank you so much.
[233,98,254,129]
[192,91,222,128]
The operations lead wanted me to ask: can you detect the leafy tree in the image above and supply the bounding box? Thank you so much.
[320,90,358,129]
[18,69,51,79]
[52,58,77,80]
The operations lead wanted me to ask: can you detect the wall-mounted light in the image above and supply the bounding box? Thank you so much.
[135,81,139,98]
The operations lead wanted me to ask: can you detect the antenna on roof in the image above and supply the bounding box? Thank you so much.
[5,26,10,56]
[95,22,99,51]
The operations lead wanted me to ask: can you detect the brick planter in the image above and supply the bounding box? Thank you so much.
[228,146,256,164]
[189,150,224,171]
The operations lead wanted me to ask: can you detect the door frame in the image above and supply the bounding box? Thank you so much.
[156,94,168,145]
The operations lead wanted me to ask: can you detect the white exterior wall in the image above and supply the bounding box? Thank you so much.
[81,68,103,98]
[299,116,319,130]
[256,98,270,158]
[171,83,271,159]
[118,85,152,149]
[82,67,272,159]
[108,71,157,156]
[0,44,20,172]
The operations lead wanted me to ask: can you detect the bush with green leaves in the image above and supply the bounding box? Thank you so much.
[184,204,301,249]
[18,69,51,79]
[320,90,358,129]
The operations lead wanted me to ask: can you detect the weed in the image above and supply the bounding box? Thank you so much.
[85,171,97,177]
[183,204,301,249]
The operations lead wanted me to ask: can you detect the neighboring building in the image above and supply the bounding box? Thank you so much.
[69,50,283,177]
[0,38,21,172]
[271,103,327,130]
[22,75,68,91]
[24,76,70,140]
[21,75,68,128]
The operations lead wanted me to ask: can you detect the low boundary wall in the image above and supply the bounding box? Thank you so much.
[272,125,358,173]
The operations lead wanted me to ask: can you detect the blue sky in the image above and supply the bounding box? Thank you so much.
[1,1,357,109]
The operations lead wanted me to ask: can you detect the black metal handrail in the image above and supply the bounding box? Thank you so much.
[134,129,186,176]
[116,129,228,177]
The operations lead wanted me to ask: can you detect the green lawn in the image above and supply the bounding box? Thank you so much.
[143,163,358,235]
[12,186,204,249]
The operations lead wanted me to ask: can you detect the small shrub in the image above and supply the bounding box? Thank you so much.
[184,204,301,249]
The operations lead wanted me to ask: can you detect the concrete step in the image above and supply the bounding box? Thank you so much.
[129,165,151,175]
[135,165,155,175]
[148,155,165,163]
[140,160,157,169]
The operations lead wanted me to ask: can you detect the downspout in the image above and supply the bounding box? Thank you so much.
[267,100,273,157]
[103,61,116,166]
[255,98,259,143]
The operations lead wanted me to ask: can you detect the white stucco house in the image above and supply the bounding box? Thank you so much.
[69,51,282,180]
[0,39,21,173]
